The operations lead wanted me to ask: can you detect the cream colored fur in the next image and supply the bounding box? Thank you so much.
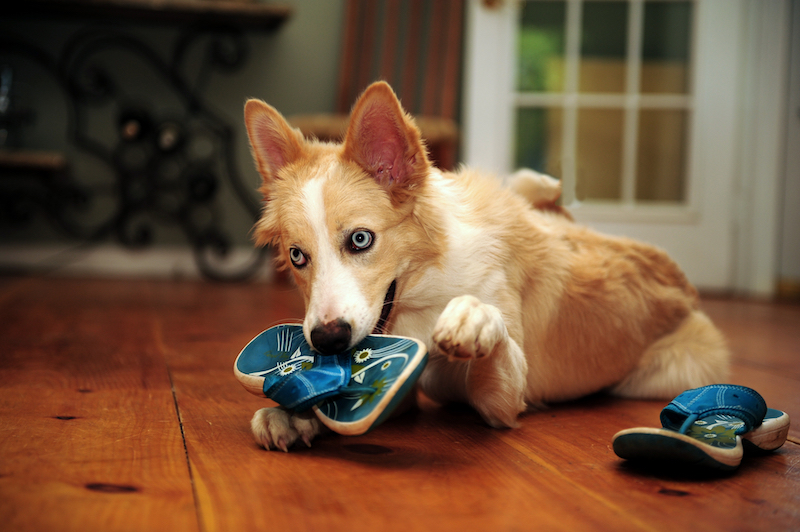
[243,82,730,451]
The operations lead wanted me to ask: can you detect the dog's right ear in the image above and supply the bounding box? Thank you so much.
[244,99,304,185]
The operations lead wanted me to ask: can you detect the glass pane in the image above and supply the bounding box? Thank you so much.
[576,108,624,200]
[580,1,628,93]
[636,109,688,201]
[515,107,564,178]
[518,1,566,92]
[641,1,692,93]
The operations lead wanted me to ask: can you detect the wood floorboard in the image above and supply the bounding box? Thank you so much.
[702,298,800,379]
[0,278,198,532]
[0,276,798,531]
[702,298,800,441]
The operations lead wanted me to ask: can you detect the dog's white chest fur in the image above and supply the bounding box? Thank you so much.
[392,173,510,339]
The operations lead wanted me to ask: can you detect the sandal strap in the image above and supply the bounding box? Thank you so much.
[266,352,352,412]
[660,384,767,436]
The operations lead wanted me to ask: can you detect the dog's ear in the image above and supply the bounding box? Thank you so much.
[342,82,430,203]
[244,99,305,185]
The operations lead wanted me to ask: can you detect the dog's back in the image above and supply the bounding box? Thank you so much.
[404,164,728,408]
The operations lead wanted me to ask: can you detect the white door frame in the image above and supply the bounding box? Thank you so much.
[733,0,792,296]
[461,0,791,296]
[779,0,800,289]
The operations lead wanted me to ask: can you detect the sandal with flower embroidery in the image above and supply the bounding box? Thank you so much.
[312,333,428,435]
[612,384,790,471]
[234,324,428,436]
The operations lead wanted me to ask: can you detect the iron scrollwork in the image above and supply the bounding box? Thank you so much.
[0,25,267,281]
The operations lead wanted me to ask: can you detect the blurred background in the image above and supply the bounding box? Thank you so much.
[0,0,797,298]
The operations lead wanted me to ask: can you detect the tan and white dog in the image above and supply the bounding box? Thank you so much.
[243,81,729,451]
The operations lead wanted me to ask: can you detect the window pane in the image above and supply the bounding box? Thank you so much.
[580,1,628,93]
[515,107,564,178]
[641,1,692,94]
[636,109,687,201]
[576,108,623,200]
[518,1,566,92]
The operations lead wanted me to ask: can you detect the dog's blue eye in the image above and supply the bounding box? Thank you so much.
[350,230,374,251]
[289,247,307,267]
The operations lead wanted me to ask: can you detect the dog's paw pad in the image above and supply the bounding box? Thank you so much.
[433,295,507,360]
[251,407,300,451]
[291,413,322,448]
[470,392,526,429]
[251,407,323,451]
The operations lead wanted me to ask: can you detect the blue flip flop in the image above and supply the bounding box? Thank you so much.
[612,384,790,471]
[234,324,428,436]
[312,334,428,435]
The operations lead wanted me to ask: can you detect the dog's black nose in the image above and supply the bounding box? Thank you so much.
[310,319,352,355]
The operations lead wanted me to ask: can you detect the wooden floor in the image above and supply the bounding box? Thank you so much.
[0,275,798,532]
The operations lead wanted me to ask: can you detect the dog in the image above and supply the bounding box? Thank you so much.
[243,81,729,451]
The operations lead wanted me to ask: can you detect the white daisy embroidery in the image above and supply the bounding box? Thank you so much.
[278,364,297,376]
[353,348,372,363]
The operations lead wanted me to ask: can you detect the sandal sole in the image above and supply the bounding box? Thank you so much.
[613,427,742,471]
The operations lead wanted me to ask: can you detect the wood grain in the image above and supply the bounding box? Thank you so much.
[0,277,797,531]
[0,279,197,532]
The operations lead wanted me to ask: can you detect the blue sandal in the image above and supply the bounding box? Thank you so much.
[612,385,790,471]
[234,324,428,436]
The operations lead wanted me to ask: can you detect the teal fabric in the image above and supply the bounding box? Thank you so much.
[236,324,351,412]
[315,336,426,430]
[660,384,767,436]
[235,324,427,423]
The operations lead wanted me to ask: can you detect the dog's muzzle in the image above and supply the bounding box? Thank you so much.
[310,319,352,355]
[310,281,396,355]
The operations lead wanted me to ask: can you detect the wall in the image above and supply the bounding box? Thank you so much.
[0,0,345,258]
[779,0,800,296]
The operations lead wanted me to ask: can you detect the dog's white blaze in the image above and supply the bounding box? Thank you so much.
[300,176,371,348]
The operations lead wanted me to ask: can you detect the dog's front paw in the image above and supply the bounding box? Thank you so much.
[251,407,324,452]
[433,295,508,361]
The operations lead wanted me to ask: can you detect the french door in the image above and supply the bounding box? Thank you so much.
[462,0,789,293]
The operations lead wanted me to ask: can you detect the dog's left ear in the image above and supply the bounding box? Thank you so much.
[342,82,430,203]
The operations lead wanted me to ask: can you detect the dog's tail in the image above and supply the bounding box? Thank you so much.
[610,310,731,400]
[509,169,572,220]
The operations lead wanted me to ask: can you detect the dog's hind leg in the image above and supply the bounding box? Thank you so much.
[429,295,528,428]
[611,310,730,400]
